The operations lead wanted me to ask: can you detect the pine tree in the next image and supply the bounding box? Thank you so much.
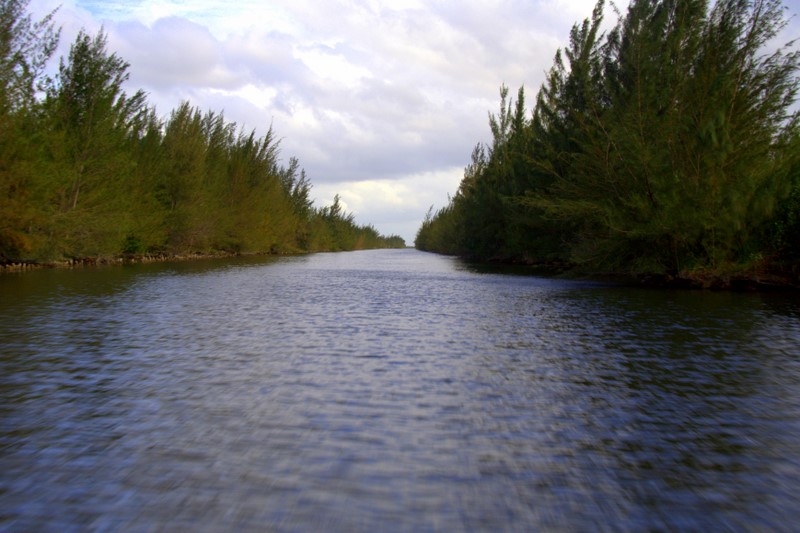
[40,29,148,257]
[522,0,799,272]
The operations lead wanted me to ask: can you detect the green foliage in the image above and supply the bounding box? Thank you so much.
[121,234,144,255]
[0,0,60,261]
[418,0,800,275]
[769,133,800,260]
[36,29,149,258]
[0,4,403,263]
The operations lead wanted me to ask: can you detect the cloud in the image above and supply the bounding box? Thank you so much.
[112,17,243,90]
[313,166,465,242]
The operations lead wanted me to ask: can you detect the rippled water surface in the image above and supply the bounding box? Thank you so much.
[2,249,800,531]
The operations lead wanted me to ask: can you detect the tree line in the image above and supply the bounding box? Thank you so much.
[416,0,799,280]
[1,0,404,264]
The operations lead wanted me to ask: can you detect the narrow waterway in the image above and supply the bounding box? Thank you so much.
[1,249,799,531]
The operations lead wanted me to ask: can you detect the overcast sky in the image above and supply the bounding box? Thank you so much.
[27,0,799,244]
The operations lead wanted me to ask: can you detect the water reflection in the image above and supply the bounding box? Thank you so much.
[1,249,799,531]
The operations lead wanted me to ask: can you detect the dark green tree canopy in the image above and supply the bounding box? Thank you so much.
[418,0,800,278]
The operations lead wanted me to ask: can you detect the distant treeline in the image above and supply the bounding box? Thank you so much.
[416,0,800,278]
[1,0,404,264]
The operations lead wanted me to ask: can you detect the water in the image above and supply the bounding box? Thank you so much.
[1,249,799,531]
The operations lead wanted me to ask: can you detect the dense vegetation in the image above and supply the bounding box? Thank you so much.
[1,1,404,265]
[416,0,799,282]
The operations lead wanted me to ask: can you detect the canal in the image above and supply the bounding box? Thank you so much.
[1,249,799,531]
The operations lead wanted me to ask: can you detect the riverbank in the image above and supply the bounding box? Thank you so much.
[590,268,800,292]
[6,249,799,292]
[0,245,411,274]
[470,255,800,292]
[0,251,262,273]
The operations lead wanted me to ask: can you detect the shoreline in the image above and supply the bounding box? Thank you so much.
[6,250,799,292]
[587,269,800,292]
[0,246,407,274]
[471,256,800,292]
[0,251,265,273]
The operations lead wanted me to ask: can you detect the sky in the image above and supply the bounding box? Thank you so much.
[26,0,800,244]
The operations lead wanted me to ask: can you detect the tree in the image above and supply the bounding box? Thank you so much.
[0,0,59,261]
[524,0,799,271]
[0,4,403,262]
[47,29,147,210]
[37,29,148,257]
[420,0,800,276]
[520,0,613,265]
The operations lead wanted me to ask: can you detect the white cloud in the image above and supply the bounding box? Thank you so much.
[112,17,243,90]
[313,167,465,243]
